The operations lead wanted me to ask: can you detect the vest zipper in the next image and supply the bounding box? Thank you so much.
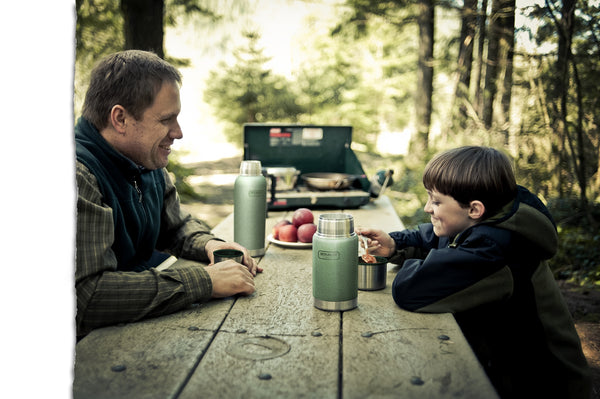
[133,178,143,203]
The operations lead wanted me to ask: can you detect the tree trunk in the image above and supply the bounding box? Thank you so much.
[498,0,515,144]
[473,0,488,116]
[120,0,165,58]
[412,0,434,155]
[482,0,502,129]
[452,0,477,129]
[554,0,588,208]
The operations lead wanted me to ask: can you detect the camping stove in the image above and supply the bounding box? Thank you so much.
[243,124,375,210]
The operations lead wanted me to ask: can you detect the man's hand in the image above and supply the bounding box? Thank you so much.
[204,260,256,298]
[205,240,263,275]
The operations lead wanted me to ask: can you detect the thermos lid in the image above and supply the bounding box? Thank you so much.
[239,160,262,176]
[317,213,355,237]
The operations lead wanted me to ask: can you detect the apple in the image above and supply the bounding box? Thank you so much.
[292,208,314,227]
[272,219,292,240]
[278,224,298,242]
[297,223,317,243]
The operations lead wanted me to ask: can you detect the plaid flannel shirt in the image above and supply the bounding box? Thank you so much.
[75,161,220,337]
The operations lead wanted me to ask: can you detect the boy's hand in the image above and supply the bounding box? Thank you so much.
[355,228,396,257]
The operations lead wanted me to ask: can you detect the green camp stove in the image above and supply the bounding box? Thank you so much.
[243,124,373,210]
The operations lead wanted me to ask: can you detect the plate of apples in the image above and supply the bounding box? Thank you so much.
[268,208,317,248]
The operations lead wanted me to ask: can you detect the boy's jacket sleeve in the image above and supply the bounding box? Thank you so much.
[391,225,515,313]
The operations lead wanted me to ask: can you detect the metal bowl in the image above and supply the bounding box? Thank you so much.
[357,256,387,291]
[301,173,356,190]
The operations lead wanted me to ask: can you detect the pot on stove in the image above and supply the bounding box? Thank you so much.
[264,166,300,191]
[302,173,356,190]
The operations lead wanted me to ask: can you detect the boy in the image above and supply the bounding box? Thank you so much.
[357,146,590,398]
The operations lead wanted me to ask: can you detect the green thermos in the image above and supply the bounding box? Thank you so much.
[234,160,266,257]
[312,213,358,311]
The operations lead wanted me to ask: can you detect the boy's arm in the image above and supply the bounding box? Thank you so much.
[387,224,440,265]
[391,228,514,313]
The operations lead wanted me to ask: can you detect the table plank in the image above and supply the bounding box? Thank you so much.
[179,331,339,399]
[343,264,498,398]
[73,299,234,399]
[179,229,341,398]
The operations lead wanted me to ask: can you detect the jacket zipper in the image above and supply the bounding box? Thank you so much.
[133,178,143,203]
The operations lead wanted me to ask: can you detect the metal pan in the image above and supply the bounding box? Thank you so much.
[301,173,356,190]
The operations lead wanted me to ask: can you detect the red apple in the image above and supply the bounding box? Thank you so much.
[272,219,292,240]
[278,224,298,242]
[297,223,317,243]
[292,208,314,227]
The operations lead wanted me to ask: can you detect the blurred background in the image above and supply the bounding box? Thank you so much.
[74,0,600,286]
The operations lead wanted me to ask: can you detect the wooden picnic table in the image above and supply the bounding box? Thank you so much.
[73,195,498,399]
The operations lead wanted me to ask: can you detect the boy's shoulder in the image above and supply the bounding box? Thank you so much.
[465,223,513,246]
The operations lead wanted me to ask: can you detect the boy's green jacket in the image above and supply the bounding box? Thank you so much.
[389,186,591,399]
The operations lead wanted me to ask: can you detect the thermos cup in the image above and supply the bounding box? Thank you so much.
[312,213,358,311]
[234,160,267,256]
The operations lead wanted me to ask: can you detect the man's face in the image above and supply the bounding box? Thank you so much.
[424,189,476,238]
[121,81,182,170]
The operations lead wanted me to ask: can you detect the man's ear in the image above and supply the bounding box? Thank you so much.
[468,200,486,220]
[109,105,128,134]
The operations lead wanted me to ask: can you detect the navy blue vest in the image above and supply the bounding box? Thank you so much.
[75,117,165,272]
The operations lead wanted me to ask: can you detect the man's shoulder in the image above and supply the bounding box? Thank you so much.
[76,160,93,179]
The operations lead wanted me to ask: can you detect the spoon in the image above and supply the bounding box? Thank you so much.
[360,235,376,263]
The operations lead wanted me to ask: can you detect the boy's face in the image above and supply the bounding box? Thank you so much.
[424,190,478,238]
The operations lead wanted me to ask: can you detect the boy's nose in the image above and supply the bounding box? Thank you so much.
[424,199,433,213]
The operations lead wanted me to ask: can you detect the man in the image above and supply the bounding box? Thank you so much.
[75,50,261,339]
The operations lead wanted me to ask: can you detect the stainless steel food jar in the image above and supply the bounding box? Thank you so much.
[312,213,358,311]
[357,256,387,290]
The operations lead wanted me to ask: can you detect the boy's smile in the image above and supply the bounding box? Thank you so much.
[424,190,479,238]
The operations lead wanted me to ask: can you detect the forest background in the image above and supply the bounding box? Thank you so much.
[75,0,600,288]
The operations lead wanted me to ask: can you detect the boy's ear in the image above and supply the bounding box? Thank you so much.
[468,200,486,220]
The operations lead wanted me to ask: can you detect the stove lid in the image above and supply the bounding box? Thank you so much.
[243,124,354,172]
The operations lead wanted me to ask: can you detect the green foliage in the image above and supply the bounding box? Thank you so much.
[75,0,124,117]
[550,227,600,288]
[165,153,204,203]
[518,1,600,202]
[203,30,305,144]
[546,199,600,287]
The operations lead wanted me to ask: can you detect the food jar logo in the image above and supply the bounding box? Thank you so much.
[248,189,265,198]
[318,250,340,260]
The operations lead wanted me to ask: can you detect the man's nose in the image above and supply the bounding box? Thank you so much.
[171,122,183,139]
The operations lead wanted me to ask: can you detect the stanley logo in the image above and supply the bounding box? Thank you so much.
[317,250,340,260]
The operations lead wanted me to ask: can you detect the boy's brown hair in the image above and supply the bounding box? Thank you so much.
[423,146,517,218]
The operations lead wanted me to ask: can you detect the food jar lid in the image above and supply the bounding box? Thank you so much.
[239,160,262,176]
[317,213,355,237]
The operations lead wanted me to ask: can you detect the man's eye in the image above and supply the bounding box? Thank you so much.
[161,115,178,124]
